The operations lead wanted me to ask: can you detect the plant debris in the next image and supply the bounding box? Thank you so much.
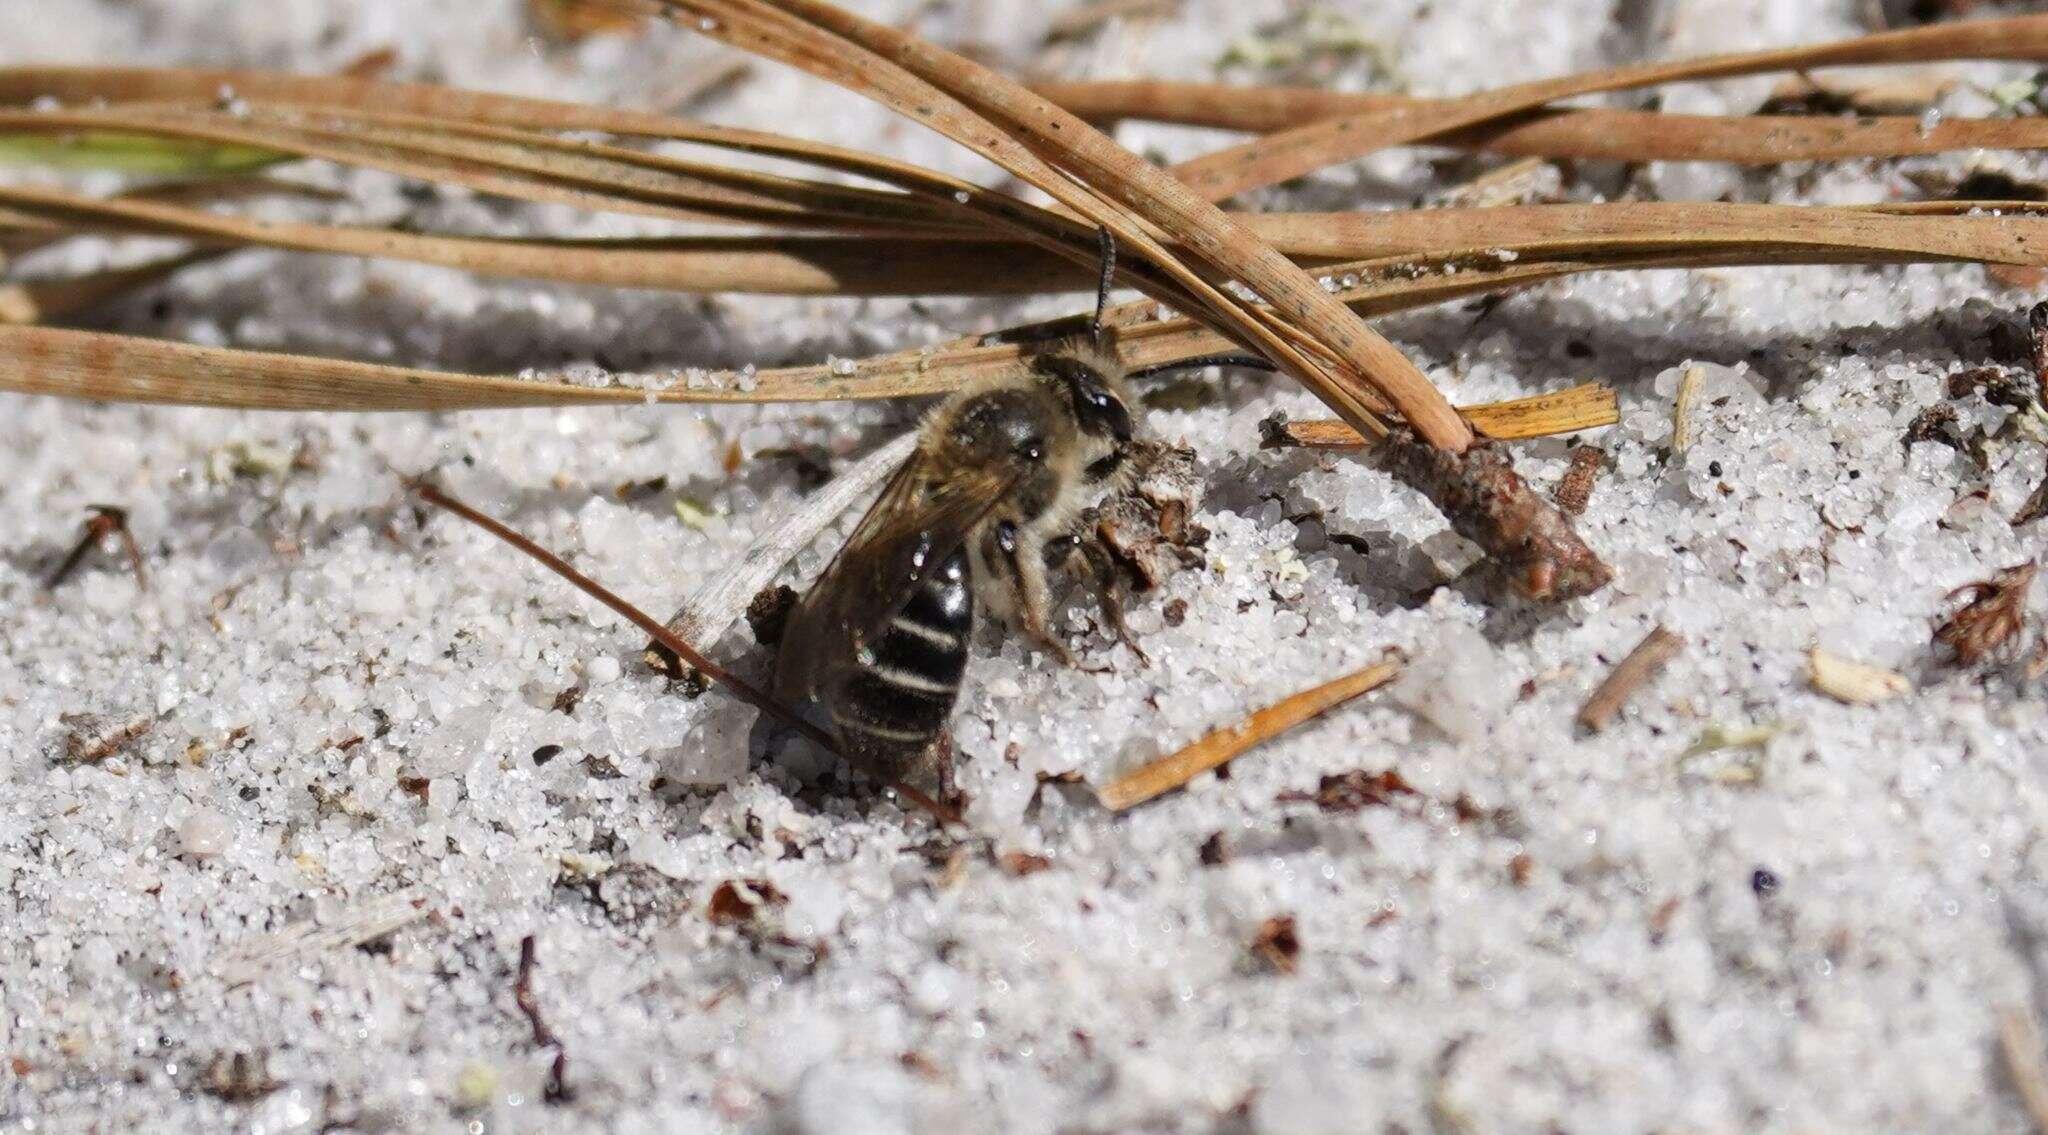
[1375,429,1611,601]
[1249,915,1300,976]
[1998,1006,2048,1134]
[998,851,1053,877]
[1278,768,1419,813]
[1577,626,1683,733]
[44,505,146,591]
[58,712,153,765]
[705,878,786,926]
[512,935,573,1104]
[1935,562,2038,665]
[1096,654,1403,810]
[1808,648,1912,705]
[1553,445,1605,516]
[200,1052,279,1103]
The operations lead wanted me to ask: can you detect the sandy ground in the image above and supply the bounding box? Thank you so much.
[5,0,2048,1131]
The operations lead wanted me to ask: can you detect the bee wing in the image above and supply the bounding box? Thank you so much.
[774,448,1017,704]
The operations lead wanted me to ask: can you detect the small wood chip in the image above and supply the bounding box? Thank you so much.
[1576,626,1683,733]
[1671,364,1706,453]
[1553,445,1605,516]
[1807,648,1911,705]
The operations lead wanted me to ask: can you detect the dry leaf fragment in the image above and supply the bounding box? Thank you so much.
[705,878,786,925]
[1250,916,1300,975]
[1279,769,1418,813]
[1935,561,2037,665]
[1807,648,1912,704]
[998,851,1053,877]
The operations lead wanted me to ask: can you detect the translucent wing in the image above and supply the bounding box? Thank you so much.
[774,447,1016,705]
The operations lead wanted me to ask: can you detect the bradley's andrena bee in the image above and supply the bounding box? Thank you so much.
[773,236,1266,796]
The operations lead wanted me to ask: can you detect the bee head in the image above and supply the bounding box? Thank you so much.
[1030,351,1133,444]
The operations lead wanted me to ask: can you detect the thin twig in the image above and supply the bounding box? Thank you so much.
[1577,626,1683,732]
[1097,655,1404,810]
[45,505,146,590]
[513,936,572,1105]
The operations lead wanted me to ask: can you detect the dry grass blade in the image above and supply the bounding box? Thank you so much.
[1097,655,1404,810]
[660,0,1470,451]
[1168,15,2048,201]
[1036,78,2048,166]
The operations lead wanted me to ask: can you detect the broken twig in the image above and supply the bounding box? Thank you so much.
[1097,655,1403,810]
[1577,626,1683,732]
[514,935,573,1104]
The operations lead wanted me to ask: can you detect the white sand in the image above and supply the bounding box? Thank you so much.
[4,1,2048,1131]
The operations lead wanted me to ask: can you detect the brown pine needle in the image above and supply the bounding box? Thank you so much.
[1097,655,1403,810]
[2000,1007,2048,1134]
[412,481,960,827]
[1035,78,2048,166]
[661,0,1467,450]
[1264,385,1619,447]
[1168,15,2048,202]
[1577,626,1684,733]
[0,322,1611,438]
[12,185,2044,296]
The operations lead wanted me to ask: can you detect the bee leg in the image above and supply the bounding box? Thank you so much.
[1079,534,1151,668]
[990,522,1103,673]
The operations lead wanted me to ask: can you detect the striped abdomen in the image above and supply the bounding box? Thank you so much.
[831,548,972,777]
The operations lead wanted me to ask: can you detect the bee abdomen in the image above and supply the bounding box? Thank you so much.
[834,550,972,765]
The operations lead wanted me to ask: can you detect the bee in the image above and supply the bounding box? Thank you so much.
[773,235,1266,794]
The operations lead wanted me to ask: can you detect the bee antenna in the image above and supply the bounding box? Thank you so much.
[1090,226,1116,347]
